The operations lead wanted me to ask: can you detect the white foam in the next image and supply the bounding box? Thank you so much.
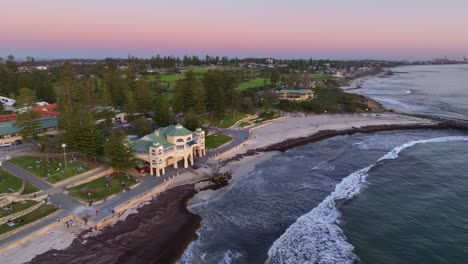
[312,161,335,172]
[266,136,468,264]
[220,249,243,264]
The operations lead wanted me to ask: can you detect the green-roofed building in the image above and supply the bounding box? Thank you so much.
[0,117,59,144]
[277,88,314,101]
[132,124,205,177]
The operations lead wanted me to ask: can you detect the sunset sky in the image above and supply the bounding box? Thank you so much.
[1,0,468,60]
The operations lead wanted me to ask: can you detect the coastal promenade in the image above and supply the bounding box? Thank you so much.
[0,125,250,252]
[2,112,464,258]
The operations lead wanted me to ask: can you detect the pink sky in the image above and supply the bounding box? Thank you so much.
[1,0,468,59]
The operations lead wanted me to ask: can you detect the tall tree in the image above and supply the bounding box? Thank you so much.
[135,79,153,113]
[15,87,36,109]
[105,131,137,177]
[270,70,281,86]
[153,96,173,127]
[124,90,137,120]
[14,88,41,142]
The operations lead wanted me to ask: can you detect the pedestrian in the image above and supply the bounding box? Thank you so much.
[66,221,69,228]
[96,210,99,216]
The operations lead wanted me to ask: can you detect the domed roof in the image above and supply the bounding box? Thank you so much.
[166,124,193,137]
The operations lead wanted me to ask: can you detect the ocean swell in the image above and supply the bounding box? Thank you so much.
[265,136,468,264]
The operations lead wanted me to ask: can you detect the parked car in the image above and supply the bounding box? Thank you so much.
[135,162,150,173]
[0,142,12,147]
[14,139,22,145]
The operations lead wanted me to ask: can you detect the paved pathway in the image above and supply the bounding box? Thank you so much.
[2,161,52,191]
[0,125,254,248]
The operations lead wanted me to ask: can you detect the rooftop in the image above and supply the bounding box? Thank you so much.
[277,89,314,94]
[131,124,195,152]
[0,117,59,136]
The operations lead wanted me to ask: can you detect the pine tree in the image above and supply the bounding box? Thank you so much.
[124,90,137,121]
[135,79,154,113]
[15,111,41,142]
[105,131,137,177]
[14,88,41,142]
[154,96,173,127]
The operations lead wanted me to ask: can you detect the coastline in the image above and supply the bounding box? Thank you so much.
[9,113,466,264]
[6,71,468,264]
[28,184,201,264]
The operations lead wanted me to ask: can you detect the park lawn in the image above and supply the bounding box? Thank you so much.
[0,204,57,235]
[21,182,40,195]
[239,121,251,128]
[0,168,23,194]
[310,74,334,80]
[236,78,270,92]
[160,74,186,83]
[0,200,39,218]
[205,133,233,149]
[9,156,89,184]
[68,174,138,202]
[216,112,247,128]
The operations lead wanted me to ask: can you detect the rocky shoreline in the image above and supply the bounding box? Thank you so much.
[23,117,468,264]
[28,185,201,264]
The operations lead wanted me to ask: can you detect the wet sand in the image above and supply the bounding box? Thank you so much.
[28,185,200,264]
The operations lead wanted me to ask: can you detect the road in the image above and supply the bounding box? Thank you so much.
[0,125,253,249]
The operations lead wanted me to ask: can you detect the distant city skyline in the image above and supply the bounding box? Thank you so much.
[1,0,468,60]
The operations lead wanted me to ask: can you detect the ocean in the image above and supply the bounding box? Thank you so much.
[354,64,468,119]
[179,65,468,264]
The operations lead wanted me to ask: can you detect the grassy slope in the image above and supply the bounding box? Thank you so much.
[0,200,39,218]
[9,156,89,184]
[0,204,57,235]
[0,168,23,194]
[68,174,137,202]
[21,182,40,195]
[216,113,247,128]
[236,78,270,92]
[205,133,233,149]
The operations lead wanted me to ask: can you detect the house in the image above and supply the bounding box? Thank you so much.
[132,124,205,177]
[0,103,59,122]
[0,96,16,107]
[0,117,59,144]
[35,66,48,71]
[277,89,314,101]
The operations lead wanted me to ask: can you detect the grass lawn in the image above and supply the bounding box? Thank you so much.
[0,169,23,194]
[239,121,251,128]
[216,113,247,128]
[9,156,90,184]
[236,78,270,92]
[0,204,57,235]
[205,133,233,149]
[21,182,40,195]
[310,74,334,80]
[68,174,138,202]
[0,200,38,218]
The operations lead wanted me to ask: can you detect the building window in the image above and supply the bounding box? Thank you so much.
[187,137,191,141]
[176,139,184,143]
[176,145,184,150]
[158,159,163,164]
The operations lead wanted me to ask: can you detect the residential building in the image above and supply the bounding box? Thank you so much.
[132,124,205,177]
[0,96,16,108]
[277,89,314,101]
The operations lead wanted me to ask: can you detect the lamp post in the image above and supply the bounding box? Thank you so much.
[62,143,67,169]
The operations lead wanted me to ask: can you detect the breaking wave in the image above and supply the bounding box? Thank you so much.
[265,136,468,264]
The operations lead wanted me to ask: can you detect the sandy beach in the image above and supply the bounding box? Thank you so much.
[0,112,447,264]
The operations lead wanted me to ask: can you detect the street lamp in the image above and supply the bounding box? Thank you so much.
[62,143,67,169]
